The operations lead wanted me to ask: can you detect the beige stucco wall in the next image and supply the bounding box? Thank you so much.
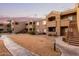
[61,20,70,27]
[12,21,26,33]
[46,21,56,27]
[46,11,61,36]
[35,19,47,34]
[55,13,61,36]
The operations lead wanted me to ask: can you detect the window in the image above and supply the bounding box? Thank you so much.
[43,21,46,25]
[7,24,10,27]
[15,22,19,25]
[48,27,56,32]
[48,17,55,21]
[33,22,35,24]
[36,22,39,26]
[29,28,32,31]
[29,22,32,24]
[25,28,28,32]
[68,16,73,21]
[0,29,3,31]
[25,23,28,25]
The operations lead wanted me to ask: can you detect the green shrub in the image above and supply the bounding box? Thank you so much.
[29,31,36,35]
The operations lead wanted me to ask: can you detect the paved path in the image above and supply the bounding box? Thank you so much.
[55,37,79,56]
[1,35,38,56]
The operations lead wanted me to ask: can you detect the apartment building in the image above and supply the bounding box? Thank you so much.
[35,19,47,34]
[11,20,26,33]
[0,4,78,36]
[10,17,43,34]
[11,17,47,34]
[10,17,36,33]
[46,4,79,46]
[0,18,10,33]
[62,4,79,46]
[46,6,77,36]
[0,17,31,33]
[46,11,61,36]
[25,20,35,33]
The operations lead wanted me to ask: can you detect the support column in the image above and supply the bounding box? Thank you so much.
[56,13,61,36]
[77,8,79,32]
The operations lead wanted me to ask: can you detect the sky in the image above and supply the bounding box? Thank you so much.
[0,3,75,18]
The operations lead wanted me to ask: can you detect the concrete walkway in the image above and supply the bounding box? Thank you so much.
[1,35,38,56]
[55,37,79,56]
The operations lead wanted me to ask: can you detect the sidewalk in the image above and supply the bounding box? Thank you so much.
[1,35,38,56]
[55,37,79,56]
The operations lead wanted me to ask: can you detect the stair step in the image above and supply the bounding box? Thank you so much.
[69,38,79,39]
[69,44,79,46]
[69,43,79,46]
[69,41,79,44]
[69,40,79,42]
[68,39,79,40]
[69,38,79,40]
[66,21,79,46]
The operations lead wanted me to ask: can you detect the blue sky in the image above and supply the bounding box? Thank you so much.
[0,3,75,18]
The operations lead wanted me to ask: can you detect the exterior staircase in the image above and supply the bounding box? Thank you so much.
[66,20,79,46]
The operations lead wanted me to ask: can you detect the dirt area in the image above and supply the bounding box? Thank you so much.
[0,40,12,56]
[8,34,60,56]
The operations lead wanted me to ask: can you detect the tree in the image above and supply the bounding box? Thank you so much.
[7,20,12,33]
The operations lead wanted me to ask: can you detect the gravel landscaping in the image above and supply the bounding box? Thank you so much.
[8,34,60,56]
[0,40,12,56]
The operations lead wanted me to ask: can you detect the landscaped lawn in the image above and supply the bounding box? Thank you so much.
[8,34,60,56]
[0,40,12,56]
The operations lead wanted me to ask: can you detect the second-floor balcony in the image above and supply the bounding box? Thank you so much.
[47,21,56,27]
[48,16,56,21]
[61,19,70,26]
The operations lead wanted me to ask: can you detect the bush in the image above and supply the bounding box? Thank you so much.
[29,31,36,35]
[48,34,53,36]
[0,31,2,33]
[7,29,12,33]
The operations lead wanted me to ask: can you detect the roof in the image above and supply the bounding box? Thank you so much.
[47,10,60,17]
[47,7,77,17]
[61,8,77,15]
